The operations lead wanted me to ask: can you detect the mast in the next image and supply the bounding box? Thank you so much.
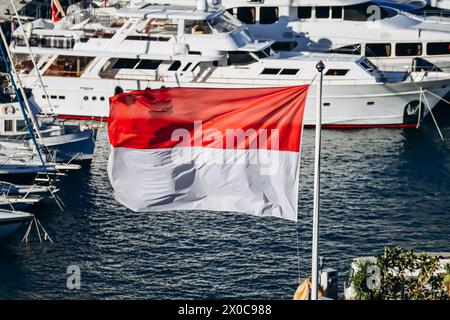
[9,0,55,115]
[311,61,325,300]
[0,33,49,176]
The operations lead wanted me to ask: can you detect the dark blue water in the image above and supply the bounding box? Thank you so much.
[0,106,449,299]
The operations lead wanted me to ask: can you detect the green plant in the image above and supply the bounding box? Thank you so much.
[352,246,449,300]
[350,259,381,300]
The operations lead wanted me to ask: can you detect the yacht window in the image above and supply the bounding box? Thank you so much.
[280,69,300,75]
[298,7,312,19]
[4,120,13,132]
[253,48,271,59]
[316,7,330,19]
[427,42,450,55]
[13,54,37,75]
[261,68,281,75]
[237,7,256,24]
[16,120,26,132]
[136,60,163,70]
[332,6,343,19]
[325,69,349,76]
[168,61,182,71]
[126,35,170,42]
[366,43,392,57]
[396,43,422,57]
[51,95,57,99]
[260,7,279,24]
[44,56,94,77]
[228,52,257,65]
[329,44,361,55]
[271,41,297,51]
[112,59,140,69]
[59,96,65,100]
[344,2,390,21]
[182,63,192,72]
[185,20,213,35]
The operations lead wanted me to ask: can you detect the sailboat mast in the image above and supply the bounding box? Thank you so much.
[311,61,325,300]
[9,0,55,115]
[0,36,49,175]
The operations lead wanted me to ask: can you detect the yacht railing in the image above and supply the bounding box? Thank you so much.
[400,9,450,23]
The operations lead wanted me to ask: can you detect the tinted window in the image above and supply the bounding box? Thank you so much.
[396,43,422,56]
[427,42,450,55]
[332,6,343,19]
[316,7,330,19]
[113,59,139,69]
[271,41,298,51]
[298,7,312,19]
[4,120,13,132]
[280,69,299,75]
[261,68,281,75]
[366,43,392,57]
[168,61,182,71]
[16,120,26,131]
[136,60,162,70]
[228,52,257,65]
[182,62,192,71]
[237,7,256,24]
[260,7,279,24]
[325,69,349,76]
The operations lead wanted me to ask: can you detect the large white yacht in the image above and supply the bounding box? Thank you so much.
[8,2,450,127]
[162,0,450,72]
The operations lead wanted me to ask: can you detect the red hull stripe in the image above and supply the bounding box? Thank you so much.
[108,87,309,152]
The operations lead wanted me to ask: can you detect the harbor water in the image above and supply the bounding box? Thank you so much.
[0,106,449,299]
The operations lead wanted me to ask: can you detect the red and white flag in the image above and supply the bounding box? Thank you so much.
[51,0,65,22]
[107,86,309,221]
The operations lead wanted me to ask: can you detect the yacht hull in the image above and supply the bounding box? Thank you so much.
[27,77,450,128]
[0,210,33,241]
[42,129,97,162]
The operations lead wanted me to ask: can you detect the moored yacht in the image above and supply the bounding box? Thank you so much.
[162,0,450,72]
[8,2,450,127]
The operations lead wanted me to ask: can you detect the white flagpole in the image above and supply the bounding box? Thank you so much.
[311,61,325,300]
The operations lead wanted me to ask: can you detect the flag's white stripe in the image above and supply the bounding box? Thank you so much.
[108,147,300,221]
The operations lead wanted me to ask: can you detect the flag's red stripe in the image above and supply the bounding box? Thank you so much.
[51,0,61,22]
[108,86,308,152]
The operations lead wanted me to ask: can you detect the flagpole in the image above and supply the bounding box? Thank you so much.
[311,60,325,300]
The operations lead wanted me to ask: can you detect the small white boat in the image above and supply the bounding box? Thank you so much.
[0,92,97,163]
[0,151,81,182]
[0,209,33,241]
[0,181,48,209]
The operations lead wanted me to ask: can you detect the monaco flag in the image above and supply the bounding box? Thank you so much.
[51,0,65,22]
[107,86,309,221]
